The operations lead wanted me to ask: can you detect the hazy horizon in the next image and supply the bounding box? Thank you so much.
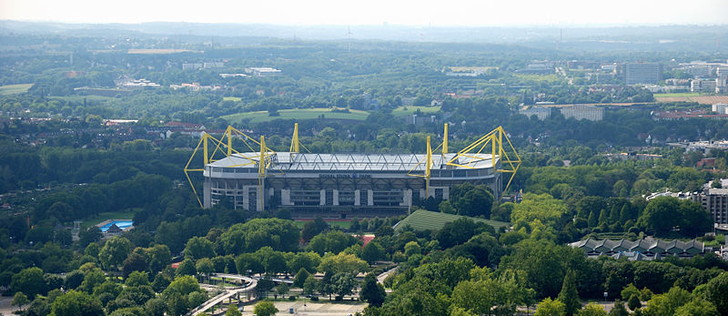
[2,0,727,27]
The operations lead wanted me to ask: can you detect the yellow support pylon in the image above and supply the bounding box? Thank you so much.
[446,126,521,196]
[442,123,448,155]
[184,126,277,208]
[290,123,300,153]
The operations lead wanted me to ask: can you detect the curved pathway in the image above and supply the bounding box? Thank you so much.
[187,274,257,316]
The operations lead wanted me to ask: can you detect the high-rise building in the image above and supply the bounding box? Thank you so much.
[625,63,663,85]
[692,188,728,225]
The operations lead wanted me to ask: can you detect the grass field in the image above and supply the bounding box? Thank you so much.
[51,95,115,103]
[394,209,509,232]
[223,97,242,102]
[391,105,441,117]
[223,108,370,124]
[81,209,138,229]
[0,84,33,95]
[654,92,702,98]
[294,219,352,230]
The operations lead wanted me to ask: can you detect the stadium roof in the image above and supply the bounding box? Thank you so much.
[208,152,496,172]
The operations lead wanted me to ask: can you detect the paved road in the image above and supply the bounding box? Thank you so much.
[376,267,397,284]
[187,275,257,316]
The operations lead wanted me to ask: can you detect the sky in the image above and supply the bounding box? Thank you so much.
[1,0,727,27]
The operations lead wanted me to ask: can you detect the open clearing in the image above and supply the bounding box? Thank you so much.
[241,300,366,316]
[0,83,32,95]
[654,95,728,104]
[391,105,441,117]
[80,209,137,229]
[394,209,509,232]
[223,108,369,124]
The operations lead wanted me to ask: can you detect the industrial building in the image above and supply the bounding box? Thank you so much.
[624,63,663,85]
[185,124,520,217]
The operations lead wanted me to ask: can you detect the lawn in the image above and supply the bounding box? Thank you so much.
[223,108,369,124]
[81,209,138,229]
[0,83,33,95]
[223,97,242,102]
[654,92,702,98]
[391,105,441,117]
[294,219,352,230]
[394,209,509,232]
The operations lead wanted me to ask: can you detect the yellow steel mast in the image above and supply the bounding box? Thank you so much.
[442,123,448,155]
[446,126,521,196]
[289,123,300,153]
[258,136,267,211]
[425,136,432,197]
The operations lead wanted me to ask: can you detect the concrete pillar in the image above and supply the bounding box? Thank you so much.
[354,190,361,206]
[333,189,339,206]
[203,179,212,208]
[281,189,291,206]
[367,190,374,206]
[320,190,326,206]
[242,186,250,211]
[402,189,412,206]
[443,186,450,200]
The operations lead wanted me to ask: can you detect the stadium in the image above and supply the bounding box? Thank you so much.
[185,124,520,218]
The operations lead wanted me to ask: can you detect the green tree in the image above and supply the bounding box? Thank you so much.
[254,300,279,316]
[235,253,264,275]
[302,217,329,242]
[122,252,149,277]
[49,290,104,316]
[164,275,202,297]
[99,236,132,271]
[628,294,642,311]
[360,241,385,263]
[535,298,566,316]
[145,244,172,274]
[330,272,357,298]
[578,303,608,316]
[12,291,30,311]
[609,301,629,316]
[453,185,494,218]
[184,236,216,260]
[307,230,360,255]
[703,272,728,316]
[293,268,310,288]
[225,304,242,316]
[511,193,568,228]
[436,217,495,249]
[196,258,215,282]
[124,271,148,288]
[176,259,197,276]
[675,298,720,316]
[404,241,422,256]
[620,283,640,301]
[288,252,321,274]
[360,273,386,307]
[587,211,598,228]
[11,267,46,299]
[318,252,368,275]
[643,286,693,316]
[217,218,300,254]
[558,270,581,316]
[303,275,319,296]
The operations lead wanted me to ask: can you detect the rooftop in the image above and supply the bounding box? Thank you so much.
[208,152,497,172]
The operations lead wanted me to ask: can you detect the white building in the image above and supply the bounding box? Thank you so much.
[560,105,604,121]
